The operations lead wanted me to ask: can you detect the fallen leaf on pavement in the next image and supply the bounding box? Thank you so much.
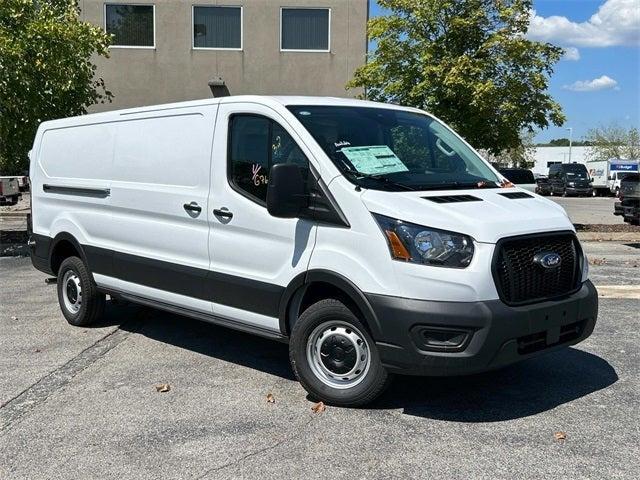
[10,316,18,320]
[155,383,171,393]
[311,401,326,413]
[266,393,275,404]
[554,431,566,441]
[34,349,41,353]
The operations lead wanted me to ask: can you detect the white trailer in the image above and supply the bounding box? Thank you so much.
[587,159,640,196]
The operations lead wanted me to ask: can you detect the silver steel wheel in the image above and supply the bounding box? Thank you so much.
[306,321,371,389]
[62,270,82,314]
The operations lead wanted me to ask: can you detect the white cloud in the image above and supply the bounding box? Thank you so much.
[563,75,619,92]
[562,47,581,61]
[528,0,640,47]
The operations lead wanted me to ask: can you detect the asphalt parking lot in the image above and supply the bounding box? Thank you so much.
[549,196,624,225]
[1,240,639,479]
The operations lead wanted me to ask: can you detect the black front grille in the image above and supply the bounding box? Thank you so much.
[493,232,582,305]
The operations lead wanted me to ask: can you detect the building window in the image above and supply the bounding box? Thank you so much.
[228,115,309,204]
[281,8,330,52]
[105,4,155,48]
[193,6,242,50]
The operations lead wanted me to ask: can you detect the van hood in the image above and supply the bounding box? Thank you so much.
[360,188,573,244]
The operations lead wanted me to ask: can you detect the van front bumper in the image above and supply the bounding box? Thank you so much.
[366,280,598,376]
[566,187,593,196]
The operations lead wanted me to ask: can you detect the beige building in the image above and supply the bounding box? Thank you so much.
[80,0,369,111]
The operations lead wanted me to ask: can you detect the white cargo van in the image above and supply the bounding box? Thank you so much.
[29,96,597,406]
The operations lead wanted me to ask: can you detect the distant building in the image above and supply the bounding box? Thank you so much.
[532,146,591,176]
[80,1,369,112]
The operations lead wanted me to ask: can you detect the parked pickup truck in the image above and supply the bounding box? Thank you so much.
[614,173,639,225]
[0,177,21,205]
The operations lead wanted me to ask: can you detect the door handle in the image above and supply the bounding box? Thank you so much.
[213,208,233,219]
[183,202,202,213]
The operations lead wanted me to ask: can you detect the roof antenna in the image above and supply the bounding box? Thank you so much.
[208,77,230,98]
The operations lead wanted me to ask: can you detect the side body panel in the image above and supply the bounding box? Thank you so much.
[100,108,217,313]
[31,121,116,252]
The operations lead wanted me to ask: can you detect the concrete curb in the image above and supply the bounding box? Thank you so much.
[577,232,640,242]
[0,212,29,218]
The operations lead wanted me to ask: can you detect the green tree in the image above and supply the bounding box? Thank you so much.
[482,130,535,168]
[348,0,565,155]
[0,0,112,174]
[585,124,640,161]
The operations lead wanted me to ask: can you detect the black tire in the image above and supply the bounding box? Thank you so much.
[57,256,105,326]
[289,299,390,407]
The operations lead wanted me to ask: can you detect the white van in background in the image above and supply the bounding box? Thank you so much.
[29,96,598,406]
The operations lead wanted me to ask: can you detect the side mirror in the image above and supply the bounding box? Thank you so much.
[266,163,307,218]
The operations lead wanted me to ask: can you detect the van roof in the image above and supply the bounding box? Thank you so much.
[38,95,421,129]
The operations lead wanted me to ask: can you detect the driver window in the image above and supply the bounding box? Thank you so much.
[229,114,310,204]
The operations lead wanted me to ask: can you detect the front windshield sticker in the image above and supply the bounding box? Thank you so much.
[340,146,408,175]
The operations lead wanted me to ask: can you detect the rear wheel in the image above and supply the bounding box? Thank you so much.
[57,256,105,326]
[289,299,390,407]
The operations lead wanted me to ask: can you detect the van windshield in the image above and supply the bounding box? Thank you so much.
[566,170,588,179]
[499,169,535,184]
[287,106,500,191]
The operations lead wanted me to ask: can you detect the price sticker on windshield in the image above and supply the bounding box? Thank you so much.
[340,146,408,175]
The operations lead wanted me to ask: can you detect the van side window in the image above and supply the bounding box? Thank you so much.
[229,115,309,204]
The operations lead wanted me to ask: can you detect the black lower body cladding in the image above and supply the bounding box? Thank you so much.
[367,280,598,376]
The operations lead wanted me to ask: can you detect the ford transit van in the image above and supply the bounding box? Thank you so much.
[29,96,597,406]
[548,163,593,197]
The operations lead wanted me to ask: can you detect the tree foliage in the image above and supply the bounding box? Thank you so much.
[481,130,535,168]
[537,138,593,147]
[585,124,640,161]
[348,0,565,155]
[0,0,112,174]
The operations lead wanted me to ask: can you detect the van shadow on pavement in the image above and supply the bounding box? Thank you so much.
[99,302,617,422]
[372,347,617,421]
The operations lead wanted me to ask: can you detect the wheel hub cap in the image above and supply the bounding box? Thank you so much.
[62,270,82,314]
[306,322,371,389]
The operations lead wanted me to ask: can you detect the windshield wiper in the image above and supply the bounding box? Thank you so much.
[344,170,416,191]
[418,180,499,191]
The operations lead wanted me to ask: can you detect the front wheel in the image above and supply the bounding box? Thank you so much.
[57,256,105,326]
[289,299,390,407]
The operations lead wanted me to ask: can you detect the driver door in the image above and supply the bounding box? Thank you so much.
[207,103,317,332]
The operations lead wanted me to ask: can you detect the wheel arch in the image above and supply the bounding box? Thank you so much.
[49,232,88,275]
[279,270,382,339]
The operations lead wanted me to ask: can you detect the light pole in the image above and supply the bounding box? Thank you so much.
[566,127,573,163]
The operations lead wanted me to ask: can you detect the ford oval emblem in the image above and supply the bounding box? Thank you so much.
[533,252,562,269]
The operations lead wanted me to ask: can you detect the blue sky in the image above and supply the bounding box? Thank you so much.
[369,0,640,142]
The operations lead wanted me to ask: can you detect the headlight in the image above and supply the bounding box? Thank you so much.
[372,213,474,268]
[568,182,575,187]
